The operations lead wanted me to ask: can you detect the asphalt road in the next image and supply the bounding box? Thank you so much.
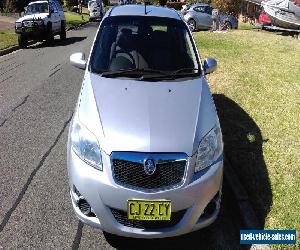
[0,23,244,250]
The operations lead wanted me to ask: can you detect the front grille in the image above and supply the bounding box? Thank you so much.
[112,159,186,190]
[110,208,186,229]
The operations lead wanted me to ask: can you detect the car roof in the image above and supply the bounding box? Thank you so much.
[28,0,58,4]
[108,5,181,20]
[191,3,210,7]
[28,1,49,4]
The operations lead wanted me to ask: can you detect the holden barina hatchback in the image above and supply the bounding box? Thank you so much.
[68,5,223,238]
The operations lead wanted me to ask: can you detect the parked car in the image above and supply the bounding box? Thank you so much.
[15,0,66,48]
[88,0,105,21]
[68,4,223,238]
[183,3,238,31]
[181,3,191,15]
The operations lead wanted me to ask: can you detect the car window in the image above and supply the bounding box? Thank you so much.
[90,16,200,75]
[26,3,49,14]
[49,2,58,13]
[194,6,206,13]
[53,0,63,12]
[205,6,213,15]
[151,25,168,32]
[184,30,198,67]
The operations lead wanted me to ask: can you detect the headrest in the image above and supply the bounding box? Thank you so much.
[152,30,171,46]
[116,28,134,52]
[138,25,153,37]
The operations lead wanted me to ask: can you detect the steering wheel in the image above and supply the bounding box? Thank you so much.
[113,49,136,68]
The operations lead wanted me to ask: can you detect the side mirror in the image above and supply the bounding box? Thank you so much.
[70,52,86,70]
[203,57,217,74]
[20,12,25,17]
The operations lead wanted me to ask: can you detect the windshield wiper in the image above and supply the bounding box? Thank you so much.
[100,68,167,78]
[171,68,199,74]
[101,68,140,77]
[139,68,200,81]
[99,68,199,79]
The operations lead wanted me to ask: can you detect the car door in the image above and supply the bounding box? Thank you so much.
[49,2,60,32]
[204,6,213,28]
[55,1,65,22]
[193,6,212,29]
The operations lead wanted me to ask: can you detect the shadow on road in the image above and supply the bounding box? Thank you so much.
[27,36,87,49]
[53,36,88,47]
[213,94,272,228]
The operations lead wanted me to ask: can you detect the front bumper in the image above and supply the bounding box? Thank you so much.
[68,149,223,238]
[90,11,102,18]
[15,25,46,39]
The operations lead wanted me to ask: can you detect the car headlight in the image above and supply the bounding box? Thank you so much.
[35,20,44,26]
[16,22,22,28]
[71,121,103,171]
[23,21,32,27]
[195,123,223,173]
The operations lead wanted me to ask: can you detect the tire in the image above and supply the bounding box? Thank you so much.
[60,22,66,40]
[18,34,28,48]
[223,22,232,31]
[187,19,196,32]
[46,23,54,45]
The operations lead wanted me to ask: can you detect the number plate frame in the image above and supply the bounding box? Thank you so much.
[127,199,172,221]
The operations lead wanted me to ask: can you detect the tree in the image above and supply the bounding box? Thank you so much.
[2,0,64,13]
[3,0,31,12]
[211,0,243,16]
[159,0,167,6]
[65,0,79,8]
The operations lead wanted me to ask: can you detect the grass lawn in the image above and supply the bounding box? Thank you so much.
[64,11,89,29]
[193,30,300,248]
[0,29,18,50]
[238,22,254,30]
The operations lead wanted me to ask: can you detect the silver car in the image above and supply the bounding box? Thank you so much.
[68,4,223,238]
[183,3,238,31]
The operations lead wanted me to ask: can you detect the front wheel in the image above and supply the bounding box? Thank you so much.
[46,23,54,45]
[187,19,196,32]
[18,34,28,48]
[223,22,232,31]
[60,22,66,40]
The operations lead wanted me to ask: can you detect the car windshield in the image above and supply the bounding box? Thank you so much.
[90,16,200,78]
[89,0,100,7]
[26,3,49,15]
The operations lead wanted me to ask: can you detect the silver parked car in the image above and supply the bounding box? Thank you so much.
[68,4,223,238]
[183,3,238,31]
[88,0,105,21]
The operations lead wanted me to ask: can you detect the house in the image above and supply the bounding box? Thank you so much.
[241,0,264,22]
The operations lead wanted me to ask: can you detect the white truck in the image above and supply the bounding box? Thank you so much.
[88,0,104,21]
[15,0,66,48]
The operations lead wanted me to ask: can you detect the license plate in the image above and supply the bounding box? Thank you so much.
[25,22,33,27]
[127,200,171,221]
